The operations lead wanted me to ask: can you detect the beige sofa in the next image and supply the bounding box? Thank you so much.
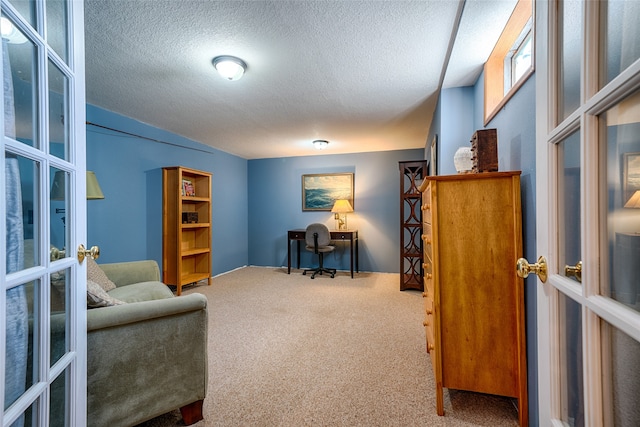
[86,260,208,426]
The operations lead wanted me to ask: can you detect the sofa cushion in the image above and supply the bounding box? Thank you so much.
[108,281,174,303]
[87,258,116,292]
[87,280,125,308]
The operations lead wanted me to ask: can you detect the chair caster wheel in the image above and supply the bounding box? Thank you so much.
[311,276,315,279]
[303,271,306,275]
[331,274,334,278]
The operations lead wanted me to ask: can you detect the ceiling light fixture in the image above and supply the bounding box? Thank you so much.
[313,140,329,150]
[212,55,247,81]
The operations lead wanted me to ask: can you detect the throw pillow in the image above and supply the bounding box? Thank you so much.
[87,280,125,308]
[86,257,116,292]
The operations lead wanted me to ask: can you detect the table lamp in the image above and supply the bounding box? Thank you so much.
[50,171,104,257]
[331,199,353,230]
[624,190,640,209]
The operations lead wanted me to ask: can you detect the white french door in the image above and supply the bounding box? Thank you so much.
[535,1,640,426]
[1,0,87,426]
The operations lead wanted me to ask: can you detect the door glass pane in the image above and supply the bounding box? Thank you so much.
[48,60,69,160]
[2,12,38,147]
[46,0,68,63]
[49,367,68,427]
[601,320,640,426]
[6,153,40,272]
[601,0,640,87]
[9,1,36,29]
[557,0,583,123]
[558,292,584,426]
[4,281,40,411]
[17,398,39,427]
[50,267,69,366]
[603,88,640,307]
[558,131,582,281]
[50,167,69,252]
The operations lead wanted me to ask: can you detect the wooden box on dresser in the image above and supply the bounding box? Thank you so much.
[162,166,213,296]
[418,171,528,426]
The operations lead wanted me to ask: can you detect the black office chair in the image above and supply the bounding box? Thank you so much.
[302,223,336,279]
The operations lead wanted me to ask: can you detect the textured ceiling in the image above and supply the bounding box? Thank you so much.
[84,1,517,160]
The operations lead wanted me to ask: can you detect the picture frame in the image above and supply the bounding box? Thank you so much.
[182,178,195,197]
[623,152,640,204]
[429,135,438,176]
[302,173,354,211]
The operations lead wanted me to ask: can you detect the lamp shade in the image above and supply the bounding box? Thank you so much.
[50,171,66,201]
[86,171,105,200]
[624,190,640,208]
[51,171,104,200]
[331,199,353,213]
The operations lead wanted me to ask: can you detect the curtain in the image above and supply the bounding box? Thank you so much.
[4,36,27,427]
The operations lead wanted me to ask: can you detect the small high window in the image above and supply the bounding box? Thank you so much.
[484,0,534,124]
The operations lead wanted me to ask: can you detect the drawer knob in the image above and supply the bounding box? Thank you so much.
[422,292,427,298]
[426,308,433,315]
[424,273,432,280]
[421,235,431,244]
[428,343,435,352]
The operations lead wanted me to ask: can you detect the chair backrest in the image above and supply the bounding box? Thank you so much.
[305,223,331,248]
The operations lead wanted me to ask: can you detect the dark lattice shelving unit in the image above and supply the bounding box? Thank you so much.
[399,160,427,291]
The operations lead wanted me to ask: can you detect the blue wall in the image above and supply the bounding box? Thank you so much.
[439,86,476,175]
[85,105,248,275]
[247,150,424,273]
[86,104,423,276]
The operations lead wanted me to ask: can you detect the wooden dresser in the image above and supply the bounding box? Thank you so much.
[418,171,527,426]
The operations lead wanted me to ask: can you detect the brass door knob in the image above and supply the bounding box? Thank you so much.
[564,261,582,283]
[77,244,100,263]
[516,256,548,283]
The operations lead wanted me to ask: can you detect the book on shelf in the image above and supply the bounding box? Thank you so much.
[182,179,195,196]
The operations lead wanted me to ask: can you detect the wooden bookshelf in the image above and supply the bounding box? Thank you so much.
[162,166,212,295]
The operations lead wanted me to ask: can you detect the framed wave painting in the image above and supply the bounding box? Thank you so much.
[302,173,354,211]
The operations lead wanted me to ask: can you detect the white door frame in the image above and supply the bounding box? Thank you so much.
[536,1,640,425]
[1,0,87,425]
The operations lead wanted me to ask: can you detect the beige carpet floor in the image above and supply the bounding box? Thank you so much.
[137,267,520,426]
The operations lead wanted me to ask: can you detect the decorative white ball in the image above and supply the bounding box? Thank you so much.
[454,147,473,173]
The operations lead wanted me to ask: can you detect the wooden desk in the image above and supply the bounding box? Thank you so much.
[287,229,359,278]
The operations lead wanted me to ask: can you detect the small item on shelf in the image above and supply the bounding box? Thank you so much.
[182,179,195,196]
[453,147,473,173]
[470,128,498,173]
[182,212,198,224]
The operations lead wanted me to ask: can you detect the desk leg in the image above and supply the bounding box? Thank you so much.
[296,240,301,270]
[355,237,359,273]
[287,238,292,274]
[350,237,354,278]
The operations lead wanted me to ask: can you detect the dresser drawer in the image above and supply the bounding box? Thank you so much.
[424,302,435,349]
[421,186,432,225]
[422,257,434,297]
[422,223,432,260]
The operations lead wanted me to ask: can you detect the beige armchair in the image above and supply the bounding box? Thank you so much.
[86,260,208,426]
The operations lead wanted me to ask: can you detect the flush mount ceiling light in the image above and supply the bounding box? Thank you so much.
[212,55,247,81]
[313,140,329,150]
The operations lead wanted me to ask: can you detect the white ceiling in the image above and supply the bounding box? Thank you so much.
[84,0,517,160]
